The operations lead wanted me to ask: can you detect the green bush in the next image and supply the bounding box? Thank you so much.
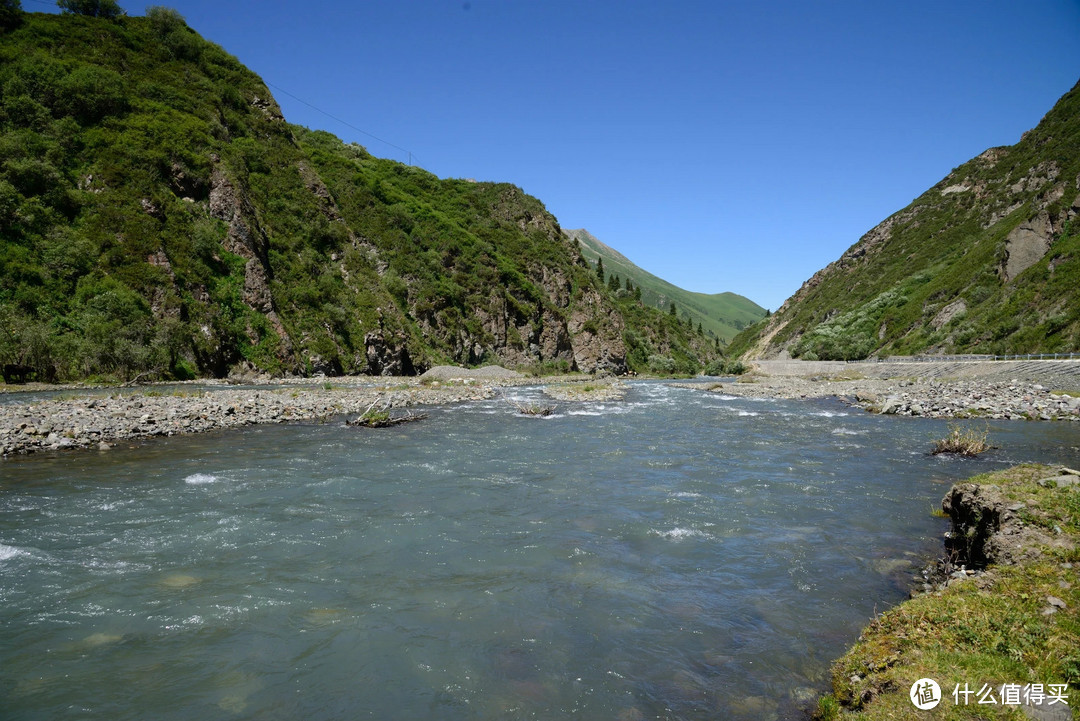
[724,360,747,375]
[647,354,676,374]
[703,360,725,376]
[57,0,124,18]
[59,65,127,123]
[0,0,22,31]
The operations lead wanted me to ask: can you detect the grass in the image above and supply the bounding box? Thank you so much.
[510,400,556,416]
[931,423,994,456]
[568,229,766,342]
[816,464,1080,720]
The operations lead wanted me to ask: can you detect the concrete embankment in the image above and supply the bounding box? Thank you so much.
[751,358,1080,387]
[702,359,1080,421]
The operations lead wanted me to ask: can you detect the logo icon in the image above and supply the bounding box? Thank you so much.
[910,678,942,710]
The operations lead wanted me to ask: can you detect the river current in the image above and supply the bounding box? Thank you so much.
[2,381,1079,720]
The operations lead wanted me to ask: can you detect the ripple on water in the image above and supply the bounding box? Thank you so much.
[183,473,220,485]
[0,543,27,561]
[2,381,1079,721]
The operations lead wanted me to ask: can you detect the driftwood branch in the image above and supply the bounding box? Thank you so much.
[346,402,428,428]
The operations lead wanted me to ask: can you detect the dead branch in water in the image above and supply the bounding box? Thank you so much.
[509,400,557,417]
[347,400,428,428]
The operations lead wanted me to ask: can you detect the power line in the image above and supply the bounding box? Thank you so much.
[265,81,420,166]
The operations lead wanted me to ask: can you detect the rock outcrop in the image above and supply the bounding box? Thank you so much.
[208,157,294,360]
[1000,211,1054,282]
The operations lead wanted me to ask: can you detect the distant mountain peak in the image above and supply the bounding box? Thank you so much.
[565,229,766,342]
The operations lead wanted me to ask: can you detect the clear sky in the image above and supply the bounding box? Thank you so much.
[33,0,1080,311]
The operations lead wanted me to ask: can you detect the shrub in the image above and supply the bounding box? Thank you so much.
[647,354,675,374]
[146,6,201,59]
[704,359,747,376]
[724,360,747,375]
[57,0,125,18]
[57,0,123,17]
[146,5,183,34]
[0,0,22,30]
[59,65,127,123]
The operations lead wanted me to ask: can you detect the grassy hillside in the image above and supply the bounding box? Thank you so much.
[566,228,766,342]
[0,8,720,381]
[729,79,1080,361]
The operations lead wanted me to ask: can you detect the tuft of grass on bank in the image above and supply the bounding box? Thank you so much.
[931,423,995,456]
[511,401,556,416]
[816,464,1080,720]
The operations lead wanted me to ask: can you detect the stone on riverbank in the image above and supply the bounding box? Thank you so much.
[677,373,1080,422]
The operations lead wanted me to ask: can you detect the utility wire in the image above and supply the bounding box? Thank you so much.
[266,81,420,166]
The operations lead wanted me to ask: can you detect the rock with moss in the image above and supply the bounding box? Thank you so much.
[816,464,1080,720]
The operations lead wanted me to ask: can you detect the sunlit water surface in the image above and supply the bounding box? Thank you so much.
[3,381,1079,720]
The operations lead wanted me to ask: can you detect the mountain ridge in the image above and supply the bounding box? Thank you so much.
[0,9,720,381]
[564,228,766,343]
[728,78,1080,361]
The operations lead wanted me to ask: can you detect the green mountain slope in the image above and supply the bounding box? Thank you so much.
[0,9,720,381]
[729,79,1080,361]
[565,228,766,342]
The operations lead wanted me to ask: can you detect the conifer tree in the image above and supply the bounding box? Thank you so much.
[595,256,605,282]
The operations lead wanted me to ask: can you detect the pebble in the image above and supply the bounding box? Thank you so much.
[698,377,1080,421]
[0,379,515,457]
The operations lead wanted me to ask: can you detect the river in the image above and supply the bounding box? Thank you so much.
[2,381,1079,720]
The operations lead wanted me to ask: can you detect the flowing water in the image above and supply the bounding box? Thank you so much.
[2,381,1079,720]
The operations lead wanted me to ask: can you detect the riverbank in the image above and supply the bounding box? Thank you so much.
[0,367,626,457]
[0,383,491,457]
[816,464,1080,720]
[678,374,1080,421]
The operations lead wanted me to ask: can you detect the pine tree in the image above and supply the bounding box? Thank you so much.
[595,256,605,282]
[607,273,621,292]
[669,302,677,317]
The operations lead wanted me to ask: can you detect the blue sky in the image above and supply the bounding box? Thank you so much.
[37,0,1080,311]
